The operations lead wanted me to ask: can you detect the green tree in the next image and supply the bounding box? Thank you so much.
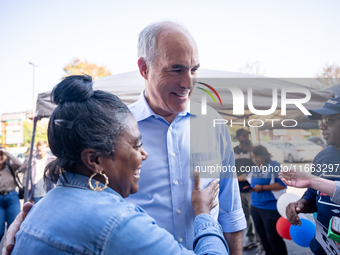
[23,120,48,147]
[63,59,112,79]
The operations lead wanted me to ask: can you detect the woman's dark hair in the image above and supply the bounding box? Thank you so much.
[0,147,9,170]
[46,75,130,183]
[252,145,271,164]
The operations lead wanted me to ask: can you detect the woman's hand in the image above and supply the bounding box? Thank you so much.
[1,202,33,255]
[336,241,340,251]
[279,169,313,188]
[191,171,219,217]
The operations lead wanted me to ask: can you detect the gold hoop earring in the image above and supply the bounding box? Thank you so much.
[88,171,109,191]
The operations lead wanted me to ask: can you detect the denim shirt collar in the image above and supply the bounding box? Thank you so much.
[57,172,124,201]
[133,90,195,122]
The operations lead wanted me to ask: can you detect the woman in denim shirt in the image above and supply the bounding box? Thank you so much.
[9,75,228,255]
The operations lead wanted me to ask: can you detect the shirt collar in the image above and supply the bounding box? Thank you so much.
[132,90,196,122]
[132,90,156,122]
[57,172,124,200]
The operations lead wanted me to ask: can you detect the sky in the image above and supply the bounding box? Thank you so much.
[1,0,340,123]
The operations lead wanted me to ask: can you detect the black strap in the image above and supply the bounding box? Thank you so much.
[7,162,24,189]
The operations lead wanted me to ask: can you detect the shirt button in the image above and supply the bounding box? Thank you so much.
[177,209,181,214]
[169,126,173,130]
[174,180,178,185]
[155,116,158,118]
[171,153,176,157]
[179,238,183,243]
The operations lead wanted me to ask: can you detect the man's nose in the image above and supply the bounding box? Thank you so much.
[179,71,195,90]
[319,124,327,130]
[319,121,327,130]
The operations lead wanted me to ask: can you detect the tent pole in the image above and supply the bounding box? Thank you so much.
[24,115,38,203]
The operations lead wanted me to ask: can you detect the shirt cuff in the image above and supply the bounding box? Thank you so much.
[193,213,228,251]
[331,181,340,205]
[218,207,246,233]
[194,213,223,235]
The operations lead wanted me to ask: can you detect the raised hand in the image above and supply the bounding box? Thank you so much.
[191,171,219,217]
[279,168,313,188]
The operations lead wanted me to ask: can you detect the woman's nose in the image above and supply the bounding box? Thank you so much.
[141,147,148,160]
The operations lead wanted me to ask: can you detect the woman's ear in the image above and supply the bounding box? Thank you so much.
[81,148,101,173]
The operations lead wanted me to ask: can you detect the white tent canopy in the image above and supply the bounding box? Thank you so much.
[35,69,262,117]
[35,69,334,130]
[35,70,146,118]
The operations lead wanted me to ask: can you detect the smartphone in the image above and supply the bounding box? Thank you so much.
[242,185,252,191]
[328,216,340,243]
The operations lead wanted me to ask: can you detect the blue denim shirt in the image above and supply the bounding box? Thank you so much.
[12,172,228,255]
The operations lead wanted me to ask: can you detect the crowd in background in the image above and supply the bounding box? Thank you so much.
[0,139,55,240]
[234,129,287,255]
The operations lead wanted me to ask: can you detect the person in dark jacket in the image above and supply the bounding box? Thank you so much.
[286,97,340,255]
[0,147,22,239]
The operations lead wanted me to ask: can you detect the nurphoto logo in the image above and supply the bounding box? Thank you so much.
[195,79,313,128]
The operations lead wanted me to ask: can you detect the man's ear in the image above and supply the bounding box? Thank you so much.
[81,148,100,173]
[138,57,148,80]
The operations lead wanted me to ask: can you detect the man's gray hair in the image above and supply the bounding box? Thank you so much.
[137,21,188,67]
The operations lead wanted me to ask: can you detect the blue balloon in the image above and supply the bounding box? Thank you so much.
[289,219,316,247]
